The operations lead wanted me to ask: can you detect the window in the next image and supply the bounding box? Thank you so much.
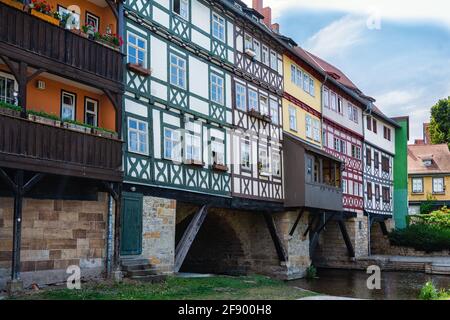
[382,187,390,203]
[173,0,189,20]
[330,92,337,111]
[253,39,261,61]
[258,147,270,175]
[61,91,76,121]
[270,51,277,70]
[375,184,380,201]
[340,140,347,154]
[241,140,251,170]
[84,97,98,127]
[248,89,258,112]
[212,13,225,42]
[382,156,389,173]
[127,33,147,67]
[244,34,253,51]
[334,137,341,152]
[272,152,281,177]
[164,127,181,161]
[366,148,372,166]
[262,45,269,66]
[303,73,309,92]
[0,72,16,104]
[322,129,327,147]
[367,182,373,200]
[210,73,224,104]
[342,180,347,193]
[235,83,246,111]
[348,103,358,123]
[374,151,379,169]
[128,118,148,155]
[288,106,297,131]
[170,53,186,89]
[351,145,361,159]
[412,178,423,193]
[212,140,225,165]
[291,64,302,88]
[433,177,445,194]
[185,132,201,162]
[309,78,315,96]
[86,12,100,32]
[373,118,377,133]
[270,99,279,125]
[305,115,312,139]
[312,119,320,142]
[260,95,268,115]
[383,126,391,141]
[323,88,329,109]
[337,97,343,114]
[367,116,372,131]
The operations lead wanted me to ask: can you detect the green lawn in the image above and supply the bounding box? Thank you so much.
[14,275,318,300]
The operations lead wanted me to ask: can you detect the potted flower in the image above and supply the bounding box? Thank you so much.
[29,0,60,26]
[81,22,96,39]
[27,109,61,126]
[63,120,92,133]
[0,101,22,117]
[247,107,263,119]
[92,127,118,139]
[0,0,24,11]
[94,31,123,51]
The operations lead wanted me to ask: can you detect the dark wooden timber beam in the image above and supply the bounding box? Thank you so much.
[303,213,319,237]
[0,55,19,79]
[103,89,123,138]
[11,170,24,281]
[26,68,46,83]
[22,173,45,195]
[289,208,304,236]
[106,0,119,20]
[263,213,287,262]
[0,168,17,193]
[113,183,122,271]
[379,221,389,236]
[309,213,335,257]
[338,220,355,258]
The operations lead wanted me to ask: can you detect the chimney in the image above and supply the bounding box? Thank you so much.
[423,123,430,144]
[252,0,263,12]
[252,0,273,28]
[271,23,280,33]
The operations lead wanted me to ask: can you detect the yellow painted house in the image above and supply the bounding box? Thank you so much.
[408,143,450,214]
[282,48,323,146]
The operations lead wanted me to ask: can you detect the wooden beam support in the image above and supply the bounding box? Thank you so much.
[303,213,319,237]
[379,221,389,236]
[0,55,19,80]
[0,168,17,193]
[11,170,23,280]
[174,205,208,272]
[22,173,45,195]
[103,89,122,139]
[26,68,46,83]
[309,213,335,257]
[106,0,119,20]
[263,212,287,262]
[289,208,304,236]
[113,183,122,271]
[338,220,355,258]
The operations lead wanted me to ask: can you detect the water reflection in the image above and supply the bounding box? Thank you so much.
[289,268,450,300]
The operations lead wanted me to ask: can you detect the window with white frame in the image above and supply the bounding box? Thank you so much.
[291,64,302,88]
[244,34,253,51]
[351,145,361,159]
[212,13,225,42]
[270,99,279,125]
[272,152,281,177]
[288,106,297,131]
[412,177,423,193]
[323,88,329,109]
[128,118,148,155]
[210,73,224,104]
[170,53,186,89]
[330,92,337,111]
[61,91,76,121]
[241,140,251,170]
[342,179,348,193]
[337,97,343,114]
[303,72,309,92]
[348,103,358,123]
[270,50,277,70]
[433,177,445,194]
[253,39,261,61]
[85,97,98,127]
[248,89,258,112]
[260,95,269,115]
[0,72,17,104]
[164,127,181,161]
[211,140,225,165]
[235,83,246,111]
[262,45,269,66]
[305,115,312,139]
[127,33,147,67]
[309,78,315,96]
[185,131,202,162]
[322,129,327,147]
[258,147,270,175]
[312,119,320,142]
[173,0,189,20]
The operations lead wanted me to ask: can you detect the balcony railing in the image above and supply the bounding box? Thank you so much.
[0,2,123,84]
[305,182,343,211]
[0,113,123,181]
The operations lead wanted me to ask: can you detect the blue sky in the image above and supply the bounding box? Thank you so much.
[242,0,450,143]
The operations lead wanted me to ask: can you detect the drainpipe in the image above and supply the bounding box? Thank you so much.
[363,102,373,256]
[106,193,114,277]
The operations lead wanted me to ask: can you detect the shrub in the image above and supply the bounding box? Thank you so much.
[27,109,61,121]
[305,265,317,279]
[388,223,450,252]
[419,282,438,300]
[0,101,22,112]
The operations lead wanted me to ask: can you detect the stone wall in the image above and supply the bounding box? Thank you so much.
[0,193,110,290]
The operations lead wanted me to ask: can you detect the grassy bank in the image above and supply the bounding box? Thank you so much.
[13,275,318,300]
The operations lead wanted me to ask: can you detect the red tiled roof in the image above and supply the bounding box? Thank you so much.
[408,144,450,174]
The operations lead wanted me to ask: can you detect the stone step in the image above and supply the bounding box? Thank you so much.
[120,258,150,266]
[126,268,158,277]
[129,275,167,283]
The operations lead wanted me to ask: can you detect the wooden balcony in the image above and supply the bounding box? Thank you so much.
[0,113,123,182]
[0,1,123,92]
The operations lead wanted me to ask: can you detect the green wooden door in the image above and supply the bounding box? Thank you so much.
[120,192,143,255]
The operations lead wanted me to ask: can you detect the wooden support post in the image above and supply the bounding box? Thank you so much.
[338,219,355,258]
[113,183,122,271]
[289,208,304,236]
[263,212,287,262]
[379,220,389,236]
[303,213,319,237]
[18,62,28,117]
[309,213,334,258]
[174,205,208,272]
[11,170,23,280]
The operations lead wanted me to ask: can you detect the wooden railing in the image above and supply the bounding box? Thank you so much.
[0,114,123,180]
[0,2,122,83]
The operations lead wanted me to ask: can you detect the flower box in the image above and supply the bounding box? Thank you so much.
[70,29,89,38]
[247,108,263,119]
[262,114,271,123]
[245,48,256,58]
[185,159,205,167]
[0,0,24,11]
[96,39,120,51]
[212,163,228,172]
[28,114,61,127]
[30,9,60,26]
[0,106,21,118]
[127,63,152,77]
[63,122,92,134]
[92,128,118,139]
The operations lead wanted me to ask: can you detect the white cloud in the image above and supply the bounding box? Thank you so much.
[304,15,367,59]
[241,0,450,29]
[375,89,425,109]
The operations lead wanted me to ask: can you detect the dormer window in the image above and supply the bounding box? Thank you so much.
[423,159,433,167]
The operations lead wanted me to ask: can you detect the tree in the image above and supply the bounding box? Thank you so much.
[429,97,450,148]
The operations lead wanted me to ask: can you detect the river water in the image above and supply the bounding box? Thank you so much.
[288,268,450,300]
